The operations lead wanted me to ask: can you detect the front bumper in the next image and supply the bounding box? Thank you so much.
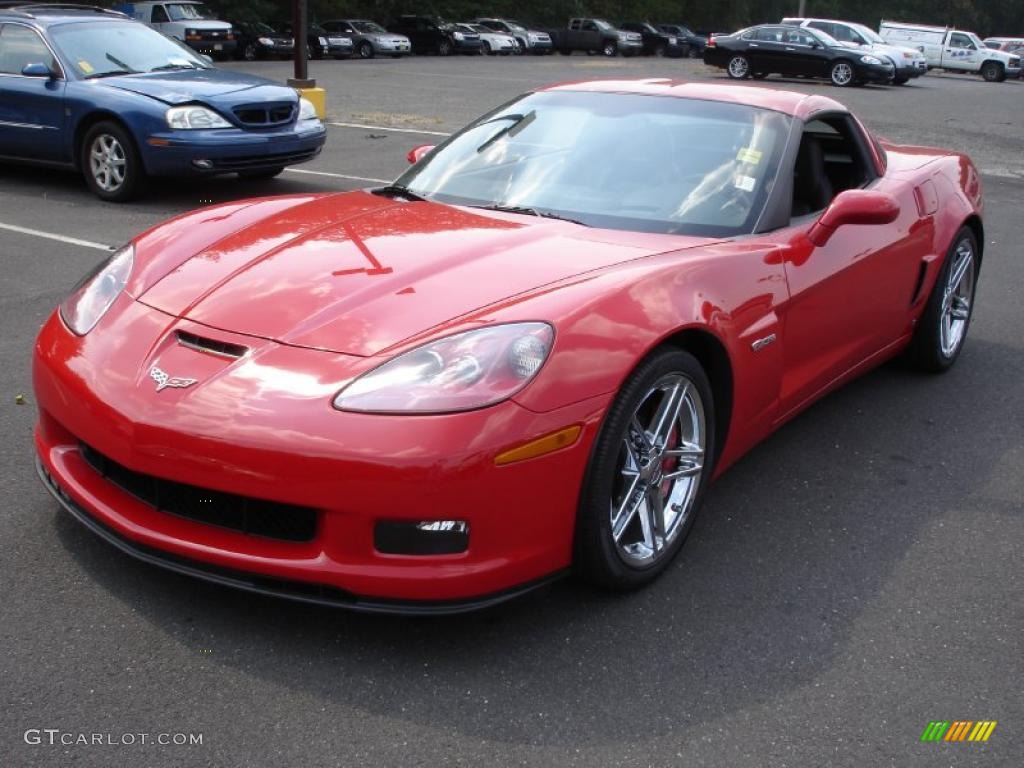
[526,38,553,51]
[185,38,237,56]
[617,39,644,53]
[33,305,606,607]
[374,38,412,54]
[140,121,326,176]
[454,38,483,52]
[860,61,896,83]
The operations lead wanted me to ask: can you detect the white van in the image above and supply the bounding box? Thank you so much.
[880,21,1020,81]
[116,2,236,58]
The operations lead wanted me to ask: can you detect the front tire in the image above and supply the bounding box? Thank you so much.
[830,59,855,87]
[726,54,750,79]
[908,227,979,372]
[81,121,145,202]
[481,41,492,55]
[602,41,617,57]
[575,348,715,589]
[357,41,374,59]
[438,38,453,56]
[981,61,1005,82]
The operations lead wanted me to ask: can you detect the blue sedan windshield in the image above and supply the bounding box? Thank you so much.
[49,21,210,78]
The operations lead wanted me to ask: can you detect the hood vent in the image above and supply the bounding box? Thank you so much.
[176,330,248,359]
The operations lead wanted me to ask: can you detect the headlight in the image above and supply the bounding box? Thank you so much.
[861,55,882,65]
[453,31,464,40]
[166,106,231,130]
[60,244,133,336]
[617,32,627,41]
[318,36,327,46]
[298,97,318,121]
[669,37,677,45]
[333,323,554,414]
[258,37,273,46]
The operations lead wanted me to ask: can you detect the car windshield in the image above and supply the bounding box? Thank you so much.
[467,24,489,34]
[166,3,210,21]
[852,23,885,44]
[594,20,615,31]
[456,24,476,34]
[248,22,275,35]
[395,91,790,237]
[49,20,210,77]
[353,21,385,33]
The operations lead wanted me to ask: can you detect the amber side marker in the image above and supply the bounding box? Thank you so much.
[146,138,171,146]
[494,425,582,466]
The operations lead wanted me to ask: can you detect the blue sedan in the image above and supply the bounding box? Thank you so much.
[0,5,326,200]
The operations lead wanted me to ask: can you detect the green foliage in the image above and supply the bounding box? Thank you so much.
[163,0,1024,35]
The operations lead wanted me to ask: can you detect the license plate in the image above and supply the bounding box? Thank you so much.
[214,43,223,50]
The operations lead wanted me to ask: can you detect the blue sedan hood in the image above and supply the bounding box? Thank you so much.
[99,69,297,106]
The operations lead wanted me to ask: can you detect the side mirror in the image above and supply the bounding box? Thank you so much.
[807,189,900,247]
[407,144,435,164]
[21,62,52,78]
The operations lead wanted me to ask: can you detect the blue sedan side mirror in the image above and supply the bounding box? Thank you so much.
[21,62,53,78]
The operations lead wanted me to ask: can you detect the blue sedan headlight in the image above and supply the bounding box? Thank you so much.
[166,106,232,130]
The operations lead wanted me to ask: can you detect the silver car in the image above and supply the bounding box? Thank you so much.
[321,19,412,58]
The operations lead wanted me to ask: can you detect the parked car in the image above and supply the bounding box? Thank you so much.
[0,5,325,200]
[879,22,1021,81]
[782,17,927,84]
[657,24,707,57]
[117,0,234,58]
[230,20,293,61]
[320,19,411,59]
[982,37,1024,77]
[705,24,895,86]
[548,18,642,57]
[619,22,688,57]
[388,15,482,55]
[473,17,552,54]
[274,20,352,59]
[35,78,984,611]
[459,23,515,55]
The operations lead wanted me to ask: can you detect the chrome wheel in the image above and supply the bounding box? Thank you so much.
[610,374,705,567]
[89,134,126,192]
[940,239,975,357]
[727,55,749,78]
[831,61,854,86]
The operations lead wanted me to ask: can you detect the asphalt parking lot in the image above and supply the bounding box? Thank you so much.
[2,56,1022,767]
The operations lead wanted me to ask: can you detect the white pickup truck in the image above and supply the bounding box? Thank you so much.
[115,1,236,59]
[880,21,1021,81]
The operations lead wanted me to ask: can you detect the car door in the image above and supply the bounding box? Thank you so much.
[748,26,787,73]
[944,32,979,71]
[783,28,829,78]
[774,115,927,417]
[0,23,66,162]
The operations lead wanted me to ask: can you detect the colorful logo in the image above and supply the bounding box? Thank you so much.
[921,721,997,742]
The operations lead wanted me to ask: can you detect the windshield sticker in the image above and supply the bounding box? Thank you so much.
[735,175,757,192]
[737,147,762,164]
[78,60,95,74]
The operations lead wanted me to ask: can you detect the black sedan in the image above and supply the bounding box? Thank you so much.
[619,22,688,57]
[230,21,294,61]
[274,20,353,59]
[704,25,895,87]
[657,24,706,57]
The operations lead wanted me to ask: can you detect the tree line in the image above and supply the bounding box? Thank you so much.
[198,0,1024,37]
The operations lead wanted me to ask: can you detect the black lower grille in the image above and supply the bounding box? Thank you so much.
[79,444,317,542]
[212,148,319,170]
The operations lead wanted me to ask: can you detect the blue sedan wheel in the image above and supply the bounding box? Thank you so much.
[81,122,145,202]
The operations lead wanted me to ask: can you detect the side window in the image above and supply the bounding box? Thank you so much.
[785,30,814,46]
[792,116,874,219]
[582,22,597,32]
[151,5,169,23]
[755,27,784,43]
[0,24,57,75]
[808,21,834,38]
[949,33,973,49]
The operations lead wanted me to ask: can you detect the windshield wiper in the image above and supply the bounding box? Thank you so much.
[475,110,536,153]
[84,68,136,79]
[104,53,139,74]
[149,63,203,72]
[372,184,427,202]
[470,203,587,226]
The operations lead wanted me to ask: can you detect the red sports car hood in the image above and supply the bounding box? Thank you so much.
[138,192,711,356]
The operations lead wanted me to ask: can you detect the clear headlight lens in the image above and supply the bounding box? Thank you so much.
[298,97,318,121]
[59,244,133,336]
[166,106,231,130]
[669,37,678,44]
[861,55,882,65]
[333,323,554,414]
[258,37,273,46]
[453,31,464,40]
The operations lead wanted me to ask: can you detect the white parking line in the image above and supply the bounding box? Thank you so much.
[283,168,391,183]
[0,222,113,251]
[327,121,451,137]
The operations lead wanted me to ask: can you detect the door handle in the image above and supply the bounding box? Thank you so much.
[749,43,759,47]
[785,46,796,51]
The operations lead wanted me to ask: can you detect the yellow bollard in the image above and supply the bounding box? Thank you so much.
[297,87,327,120]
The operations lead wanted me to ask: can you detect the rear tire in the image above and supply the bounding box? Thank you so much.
[726,54,750,79]
[908,227,979,372]
[575,348,715,590]
[80,120,146,202]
